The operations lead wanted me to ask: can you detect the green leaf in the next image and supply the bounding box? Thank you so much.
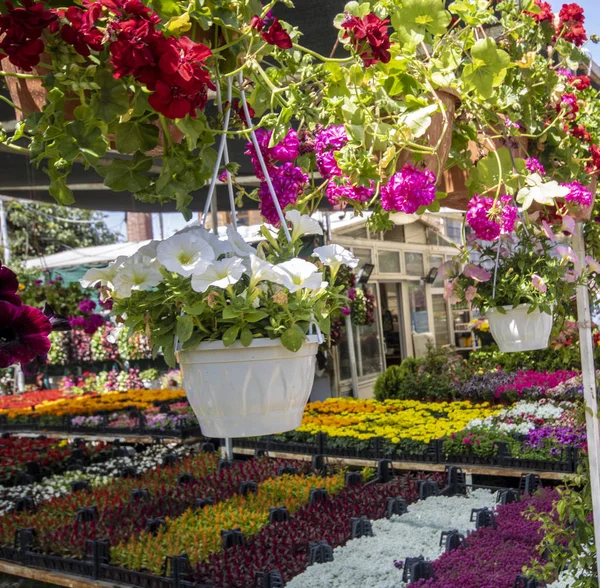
[222,325,240,347]
[462,38,510,99]
[90,71,130,123]
[182,331,204,350]
[270,107,293,147]
[318,315,331,336]
[65,120,108,165]
[183,302,207,316]
[448,0,494,26]
[99,152,153,192]
[45,162,74,205]
[163,343,177,367]
[222,307,241,320]
[175,114,211,151]
[166,12,191,34]
[398,104,438,139]
[176,315,194,343]
[281,327,305,352]
[240,327,253,347]
[114,122,159,154]
[151,0,182,16]
[391,0,451,47]
[246,310,268,323]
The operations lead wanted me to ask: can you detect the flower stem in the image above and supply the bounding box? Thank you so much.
[292,43,353,63]
[0,71,44,79]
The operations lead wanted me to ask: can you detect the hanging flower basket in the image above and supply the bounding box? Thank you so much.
[485,304,553,353]
[178,335,320,438]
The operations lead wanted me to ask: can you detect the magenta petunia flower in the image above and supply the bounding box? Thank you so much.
[0,265,22,306]
[258,162,308,225]
[562,181,593,209]
[380,164,437,214]
[0,301,52,369]
[314,126,348,179]
[78,298,97,314]
[326,179,373,206]
[466,195,517,241]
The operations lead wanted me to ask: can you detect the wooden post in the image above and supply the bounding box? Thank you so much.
[573,221,600,580]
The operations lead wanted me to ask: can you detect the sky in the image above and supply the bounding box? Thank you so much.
[104,0,600,242]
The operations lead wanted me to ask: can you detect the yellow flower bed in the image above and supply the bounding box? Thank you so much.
[1,388,185,419]
[297,398,503,444]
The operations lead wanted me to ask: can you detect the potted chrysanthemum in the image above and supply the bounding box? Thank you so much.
[81,212,354,437]
[442,184,596,353]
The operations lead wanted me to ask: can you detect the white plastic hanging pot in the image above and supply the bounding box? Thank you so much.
[177,335,320,438]
[485,304,553,353]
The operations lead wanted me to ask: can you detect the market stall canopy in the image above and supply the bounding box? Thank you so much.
[0,0,347,213]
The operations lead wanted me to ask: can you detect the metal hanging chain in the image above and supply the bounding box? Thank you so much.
[238,72,292,243]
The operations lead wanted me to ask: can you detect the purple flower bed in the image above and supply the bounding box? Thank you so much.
[411,489,558,588]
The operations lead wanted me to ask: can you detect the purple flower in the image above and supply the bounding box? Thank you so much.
[532,274,547,293]
[69,316,87,329]
[562,181,592,210]
[465,285,477,302]
[78,298,97,314]
[326,179,374,206]
[84,314,104,335]
[315,125,348,179]
[99,298,114,311]
[34,279,42,286]
[466,195,517,241]
[271,129,299,162]
[341,306,351,315]
[525,157,546,176]
[258,163,308,225]
[0,265,21,306]
[0,301,52,369]
[245,128,300,179]
[380,164,437,214]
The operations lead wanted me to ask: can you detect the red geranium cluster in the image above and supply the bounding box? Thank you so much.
[558,3,587,46]
[0,0,56,70]
[250,10,292,49]
[526,0,553,23]
[341,13,391,67]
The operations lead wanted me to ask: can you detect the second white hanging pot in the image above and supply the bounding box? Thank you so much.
[178,335,320,438]
[485,304,553,353]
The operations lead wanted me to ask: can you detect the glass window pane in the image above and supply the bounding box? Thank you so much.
[429,255,444,287]
[352,247,372,266]
[432,294,450,346]
[379,250,401,273]
[382,225,405,242]
[405,252,424,276]
[337,322,351,381]
[380,283,403,366]
[345,226,368,239]
[356,286,382,377]
[408,282,429,334]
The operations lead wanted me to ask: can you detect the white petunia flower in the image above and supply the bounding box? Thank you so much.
[313,244,359,272]
[112,258,163,298]
[80,256,127,289]
[136,240,160,260]
[157,233,215,277]
[247,254,278,286]
[191,258,247,293]
[273,258,323,292]
[285,210,323,241]
[227,225,257,257]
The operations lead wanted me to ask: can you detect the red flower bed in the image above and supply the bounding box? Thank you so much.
[0,389,65,411]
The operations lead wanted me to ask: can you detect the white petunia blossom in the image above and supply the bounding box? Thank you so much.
[157,233,215,277]
[227,225,257,257]
[247,254,279,286]
[112,258,163,298]
[285,210,323,241]
[191,258,247,293]
[136,240,160,260]
[273,259,323,292]
[80,256,127,288]
[313,244,359,272]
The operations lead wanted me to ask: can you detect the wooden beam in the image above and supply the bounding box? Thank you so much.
[233,447,573,481]
[0,560,125,588]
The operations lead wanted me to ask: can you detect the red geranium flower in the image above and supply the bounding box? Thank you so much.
[571,75,591,91]
[590,144,600,169]
[156,36,212,91]
[557,3,587,46]
[572,124,592,143]
[148,80,197,119]
[252,11,292,49]
[526,0,553,22]
[342,13,391,67]
[0,301,51,369]
[60,5,103,57]
[0,265,21,306]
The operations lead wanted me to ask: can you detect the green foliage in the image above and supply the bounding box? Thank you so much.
[6,201,118,263]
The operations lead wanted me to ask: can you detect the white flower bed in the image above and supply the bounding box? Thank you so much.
[0,442,191,514]
[287,489,496,588]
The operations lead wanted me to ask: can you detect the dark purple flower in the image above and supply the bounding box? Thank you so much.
[43,303,72,332]
[315,125,348,179]
[0,265,22,306]
[69,316,87,329]
[0,301,51,369]
[258,163,308,225]
[84,313,104,335]
[78,298,97,314]
[99,298,114,311]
